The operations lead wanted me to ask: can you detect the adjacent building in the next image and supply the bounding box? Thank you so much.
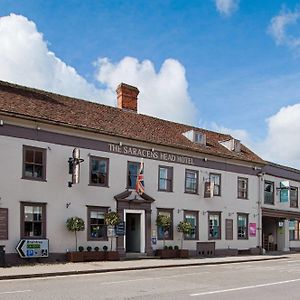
[0,80,298,264]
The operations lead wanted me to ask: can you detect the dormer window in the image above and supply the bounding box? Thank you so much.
[183,130,206,145]
[219,138,241,153]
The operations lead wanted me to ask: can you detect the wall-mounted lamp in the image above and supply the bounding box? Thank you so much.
[47,146,51,151]
[151,148,155,152]
[0,120,3,126]
[66,202,71,208]
[203,157,208,162]
[202,210,207,215]
[177,209,183,214]
[119,142,123,147]
[228,212,235,217]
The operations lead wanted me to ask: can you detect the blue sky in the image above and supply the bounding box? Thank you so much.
[1,0,300,167]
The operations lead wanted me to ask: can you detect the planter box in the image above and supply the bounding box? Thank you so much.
[67,251,106,262]
[66,252,84,262]
[177,249,189,258]
[83,251,106,262]
[106,251,120,261]
[156,249,177,259]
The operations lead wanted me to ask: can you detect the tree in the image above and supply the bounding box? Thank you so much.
[104,211,121,251]
[156,214,172,248]
[177,221,193,249]
[66,217,85,251]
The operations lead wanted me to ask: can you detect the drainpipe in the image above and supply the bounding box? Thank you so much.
[257,172,264,252]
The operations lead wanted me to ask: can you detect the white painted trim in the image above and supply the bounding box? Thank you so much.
[124,209,145,253]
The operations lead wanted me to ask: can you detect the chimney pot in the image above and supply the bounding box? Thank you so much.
[116,83,139,112]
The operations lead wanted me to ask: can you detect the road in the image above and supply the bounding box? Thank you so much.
[1,256,300,299]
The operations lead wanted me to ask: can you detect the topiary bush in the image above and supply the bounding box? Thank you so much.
[66,217,85,251]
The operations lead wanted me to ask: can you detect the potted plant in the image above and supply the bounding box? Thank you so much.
[176,220,193,258]
[155,214,175,258]
[66,217,85,262]
[104,211,121,261]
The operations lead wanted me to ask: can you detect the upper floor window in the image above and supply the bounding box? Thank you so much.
[264,181,274,205]
[158,166,173,192]
[87,206,108,240]
[208,212,221,240]
[237,213,248,240]
[184,211,198,240]
[90,156,109,187]
[127,161,140,189]
[21,202,46,238]
[23,146,46,181]
[157,209,173,240]
[185,169,198,194]
[290,187,298,208]
[209,173,221,196]
[238,177,248,199]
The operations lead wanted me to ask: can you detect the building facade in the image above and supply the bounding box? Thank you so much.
[0,80,297,264]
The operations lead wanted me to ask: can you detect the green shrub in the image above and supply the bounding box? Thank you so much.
[87,246,92,252]
[94,246,100,252]
[78,246,84,252]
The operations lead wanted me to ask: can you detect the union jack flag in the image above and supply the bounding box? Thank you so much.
[136,159,145,195]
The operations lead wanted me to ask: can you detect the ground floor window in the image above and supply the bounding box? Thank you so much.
[184,211,198,240]
[289,220,300,240]
[157,208,173,240]
[21,202,46,238]
[208,212,221,240]
[237,213,248,239]
[87,206,108,240]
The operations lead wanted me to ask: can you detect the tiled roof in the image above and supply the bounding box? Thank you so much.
[0,80,265,165]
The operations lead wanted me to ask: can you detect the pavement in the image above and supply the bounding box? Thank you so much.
[0,254,291,280]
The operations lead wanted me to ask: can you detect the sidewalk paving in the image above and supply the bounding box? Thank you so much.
[0,254,291,280]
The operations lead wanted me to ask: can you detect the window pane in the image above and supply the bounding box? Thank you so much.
[34,165,43,178]
[128,163,139,188]
[91,158,107,185]
[33,222,42,236]
[25,150,34,163]
[35,151,43,164]
[25,164,34,177]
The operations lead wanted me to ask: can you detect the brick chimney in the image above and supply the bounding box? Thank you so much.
[116,83,139,112]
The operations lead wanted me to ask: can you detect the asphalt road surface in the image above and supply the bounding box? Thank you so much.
[1,257,300,299]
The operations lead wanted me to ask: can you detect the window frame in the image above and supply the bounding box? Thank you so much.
[209,173,221,196]
[289,220,300,241]
[208,212,221,240]
[184,169,199,194]
[20,202,47,239]
[237,213,249,240]
[158,166,173,192]
[290,187,298,208]
[22,145,47,181]
[87,206,109,241]
[183,210,199,240]
[264,180,274,205]
[89,156,109,187]
[127,161,140,189]
[157,208,173,240]
[237,177,248,199]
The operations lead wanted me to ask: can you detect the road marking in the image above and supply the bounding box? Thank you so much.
[0,290,32,295]
[190,278,300,297]
[101,271,210,285]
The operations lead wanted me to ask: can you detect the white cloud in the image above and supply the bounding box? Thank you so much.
[0,14,197,125]
[268,7,300,52]
[0,14,104,103]
[261,103,300,168]
[95,57,197,124]
[214,0,239,16]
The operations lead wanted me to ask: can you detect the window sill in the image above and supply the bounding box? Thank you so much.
[237,197,249,200]
[21,177,47,182]
[87,238,108,242]
[157,189,173,193]
[88,184,109,188]
[184,191,199,195]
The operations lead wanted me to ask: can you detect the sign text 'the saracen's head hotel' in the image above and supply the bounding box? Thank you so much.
[108,143,195,165]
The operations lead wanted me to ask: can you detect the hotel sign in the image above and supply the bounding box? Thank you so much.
[108,143,195,165]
